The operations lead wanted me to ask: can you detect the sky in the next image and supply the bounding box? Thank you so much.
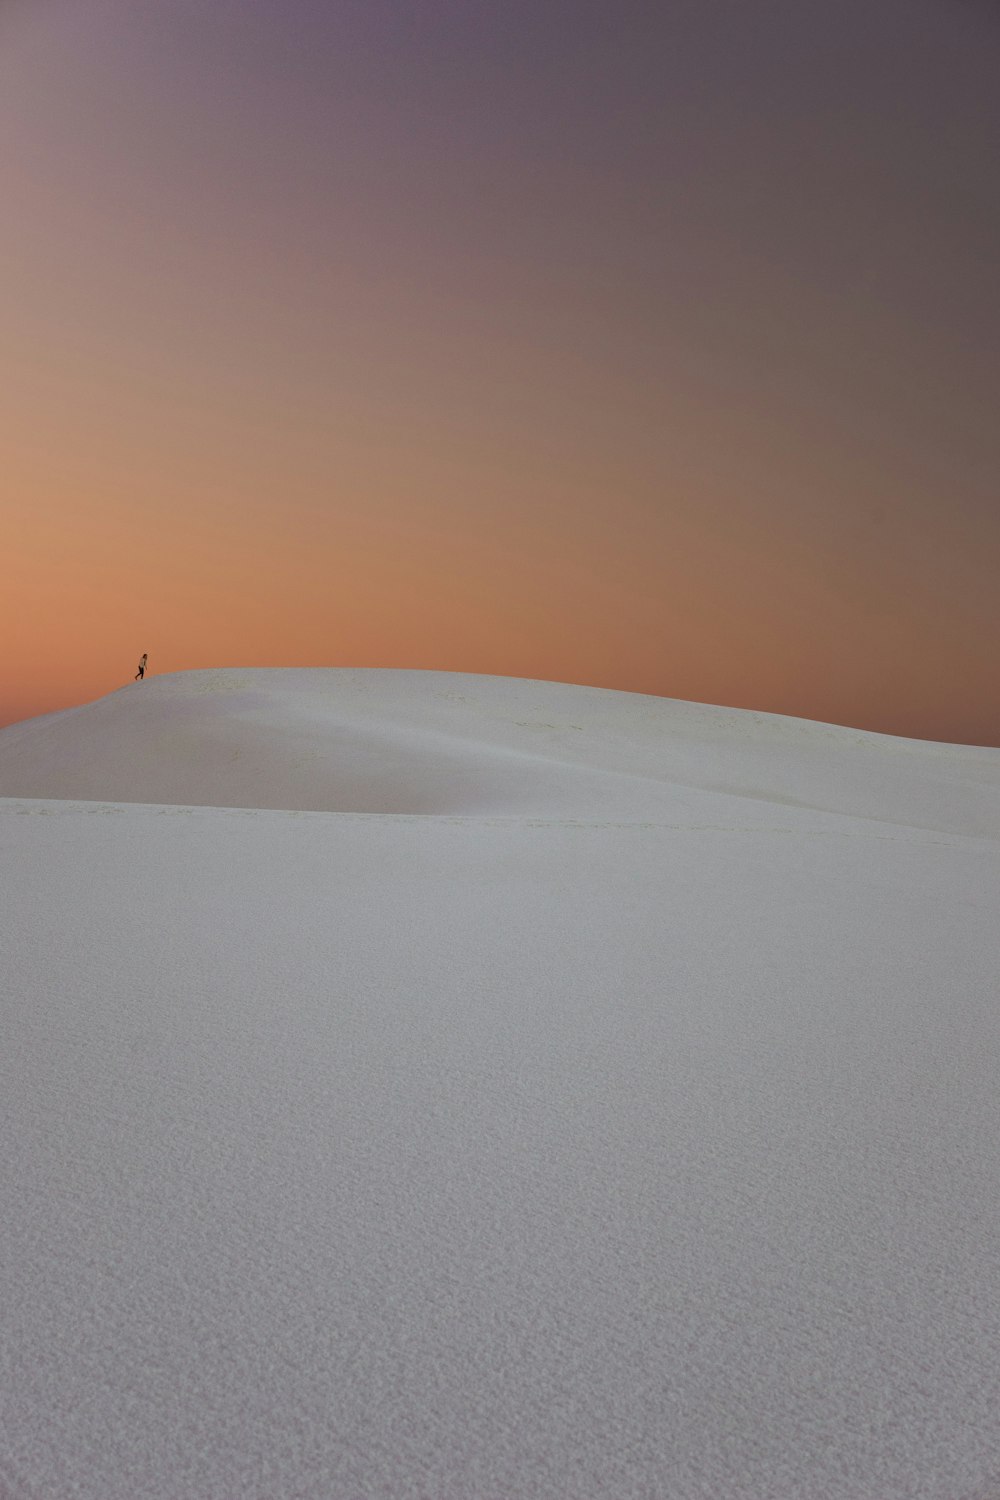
[2,0,998,744]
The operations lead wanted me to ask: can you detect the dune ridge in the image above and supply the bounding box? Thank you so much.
[1,668,997,836]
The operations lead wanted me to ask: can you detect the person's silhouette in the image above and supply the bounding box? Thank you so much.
[135,653,148,681]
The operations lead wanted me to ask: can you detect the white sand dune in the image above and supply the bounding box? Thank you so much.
[2,668,1000,1499]
[2,667,998,833]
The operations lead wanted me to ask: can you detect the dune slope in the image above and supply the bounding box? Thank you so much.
[2,670,1000,1500]
[1,667,998,834]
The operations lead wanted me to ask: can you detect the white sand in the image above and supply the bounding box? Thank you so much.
[2,668,999,1499]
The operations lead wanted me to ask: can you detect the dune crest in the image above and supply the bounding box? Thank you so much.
[1,668,997,835]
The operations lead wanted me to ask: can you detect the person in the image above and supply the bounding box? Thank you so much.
[135,653,148,681]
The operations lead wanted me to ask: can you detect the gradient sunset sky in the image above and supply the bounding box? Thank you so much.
[2,0,998,742]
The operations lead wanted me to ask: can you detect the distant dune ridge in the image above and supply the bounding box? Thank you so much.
[3,669,1000,1499]
[1,666,997,832]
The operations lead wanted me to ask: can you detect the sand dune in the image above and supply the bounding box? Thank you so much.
[1,667,997,833]
[2,671,1000,1499]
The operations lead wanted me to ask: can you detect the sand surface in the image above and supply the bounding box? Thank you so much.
[2,669,999,1498]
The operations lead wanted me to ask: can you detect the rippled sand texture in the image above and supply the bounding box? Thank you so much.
[3,670,999,1499]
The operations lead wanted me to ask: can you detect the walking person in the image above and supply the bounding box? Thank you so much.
[135,652,148,681]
